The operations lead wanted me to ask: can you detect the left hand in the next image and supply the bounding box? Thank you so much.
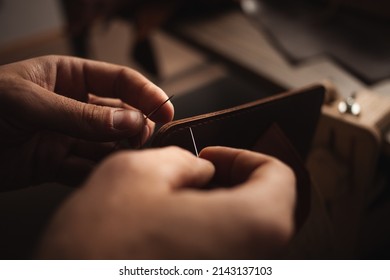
[0,55,174,189]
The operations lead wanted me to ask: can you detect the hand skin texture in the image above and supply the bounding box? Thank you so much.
[0,55,173,189]
[0,55,296,259]
[38,146,296,259]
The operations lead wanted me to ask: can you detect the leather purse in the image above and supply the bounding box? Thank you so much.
[151,83,326,226]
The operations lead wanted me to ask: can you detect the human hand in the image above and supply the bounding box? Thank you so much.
[0,55,173,189]
[38,146,296,259]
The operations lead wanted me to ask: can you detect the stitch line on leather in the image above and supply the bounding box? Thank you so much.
[154,84,324,145]
[162,97,291,142]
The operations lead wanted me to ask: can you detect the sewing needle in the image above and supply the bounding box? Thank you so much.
[146,95,174,120]
[138,95,174,149]
[189,127,199,157]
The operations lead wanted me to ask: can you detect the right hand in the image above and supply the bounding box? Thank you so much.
[38,146,296,259]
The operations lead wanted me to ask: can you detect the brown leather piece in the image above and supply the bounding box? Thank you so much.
[151,83,325,227]
[252,123,311,227]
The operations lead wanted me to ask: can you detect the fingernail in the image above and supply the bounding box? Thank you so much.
[113,110,142,131]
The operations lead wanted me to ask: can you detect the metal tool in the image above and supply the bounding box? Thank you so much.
[338,93,361,116]
[189,127,199,157]
[146,95,174,119]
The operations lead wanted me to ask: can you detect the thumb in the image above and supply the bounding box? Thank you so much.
[21,84,146,141]
[79,102,146,140]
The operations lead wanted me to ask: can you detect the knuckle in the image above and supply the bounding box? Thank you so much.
[248,211,295,250]
[158,146,193,161]
[268,216,294,245]
[162,146,186,155]
[158,146,192,166]
[267,156,296,184]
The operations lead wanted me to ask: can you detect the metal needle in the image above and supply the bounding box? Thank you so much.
[138,95,174,148]
[146,95,174,120]
[189,127,199,157]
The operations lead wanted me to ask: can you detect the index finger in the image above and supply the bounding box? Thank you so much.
[54,56,174,123]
